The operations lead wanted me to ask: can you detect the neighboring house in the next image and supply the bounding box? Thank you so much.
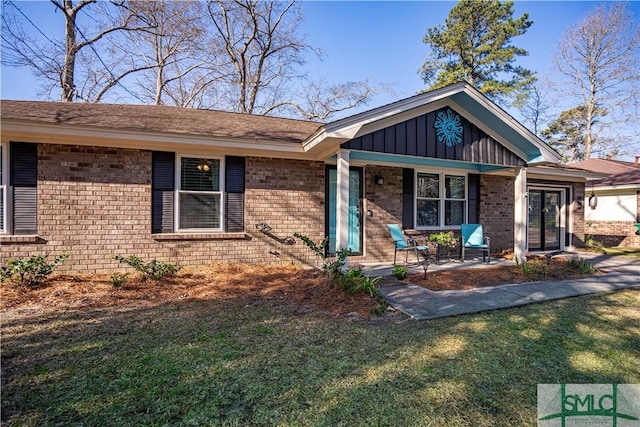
[571,158,640,248]
[1,82,599,273]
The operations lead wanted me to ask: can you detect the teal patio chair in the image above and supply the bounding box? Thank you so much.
[461,224,490,262]
[386,224,429,265]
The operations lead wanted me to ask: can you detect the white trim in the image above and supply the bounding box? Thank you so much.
[414,170,468,230]
[591,184,640,192]
[175,154,225,232]
[2,121,308,159]
[335,150,350,252]
[0,142,7,234]
[527,185,568,252]
[514,167,528,262]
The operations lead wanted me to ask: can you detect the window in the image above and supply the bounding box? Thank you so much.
[177,156,223,231]
[416,172,466,228]
[0,143,5,233]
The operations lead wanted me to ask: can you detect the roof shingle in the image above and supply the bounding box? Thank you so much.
[571,158,640,186]
[0,100,323,145]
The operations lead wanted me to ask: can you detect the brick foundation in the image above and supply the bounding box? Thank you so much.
[585,221,640,248]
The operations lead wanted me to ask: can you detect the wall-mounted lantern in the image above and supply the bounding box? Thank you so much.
[588,192,598,210]
[374,172,384,186]
[588,181,597,210]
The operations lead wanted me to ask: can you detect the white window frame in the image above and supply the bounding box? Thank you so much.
[0,142,7,234]
[415,170,468,230]
[175,155,225,232]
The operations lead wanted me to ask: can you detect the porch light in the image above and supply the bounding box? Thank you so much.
[588,180,597,210]
[375,172,384,185]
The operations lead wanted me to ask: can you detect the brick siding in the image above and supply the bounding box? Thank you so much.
[479,175,514,252]
[1,145,326,272]
[584,191,640,248]
[1,143,597,272]
[363,166,404,262]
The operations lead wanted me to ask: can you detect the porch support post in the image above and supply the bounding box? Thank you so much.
[514,166,528,263]
[336,149,350,254]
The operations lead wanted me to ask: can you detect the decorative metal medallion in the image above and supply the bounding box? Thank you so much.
[434,108,463,147]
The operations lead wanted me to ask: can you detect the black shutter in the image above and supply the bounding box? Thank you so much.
[152,151,175,233]
[402,168,414,229]
[468,173,480,224]
[10,142,37,235]
[225,156,245,232]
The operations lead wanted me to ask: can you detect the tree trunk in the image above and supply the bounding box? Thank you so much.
[61,0,78,102]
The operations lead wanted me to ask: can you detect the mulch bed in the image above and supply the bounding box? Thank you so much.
[406,257,600,291]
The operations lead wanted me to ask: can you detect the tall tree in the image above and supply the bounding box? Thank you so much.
[420,0,535,104]
[515,81,553,136]
[117,1,210,106]
[541,106,598,163]
[551,3,640,159]
[205,0,377,118]
[1,0,154,102]
[2,0,381,119]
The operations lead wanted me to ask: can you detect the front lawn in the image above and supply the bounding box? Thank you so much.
[1,266,638,426]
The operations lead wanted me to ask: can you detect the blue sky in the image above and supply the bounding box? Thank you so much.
[1,1,638,159]
[1,1,625,104]
[301,1,606,104]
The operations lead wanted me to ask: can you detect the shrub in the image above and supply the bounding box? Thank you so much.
[293,233,329,263]
[429,231,457,248]
[567,257,596,275]
[293,233,351,276]
[335,265,381,297]
[392,263,409,280]
[584,234,604,252]
[109,272,129,288]
[1,254,69,287]
[113,255,182,281]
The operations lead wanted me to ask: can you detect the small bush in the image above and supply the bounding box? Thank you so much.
[392,263,409,280]
[293,233,351,276]
[567,257,596,275]
[1,254,69,287]
[109,272,129,288]
[113,255,182,281]
[335,265,381,297]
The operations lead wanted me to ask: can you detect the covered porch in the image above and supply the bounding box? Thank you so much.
[314,83,588,265]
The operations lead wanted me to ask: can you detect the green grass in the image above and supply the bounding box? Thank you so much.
[600,247,640,258]
[2,290,639,426]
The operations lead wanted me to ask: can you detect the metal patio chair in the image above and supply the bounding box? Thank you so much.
[386,224,430,265]
[461,223,490,262]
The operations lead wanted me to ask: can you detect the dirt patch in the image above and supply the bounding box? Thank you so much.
[406,257,600,291]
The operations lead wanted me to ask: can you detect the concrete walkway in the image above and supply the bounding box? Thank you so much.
[373,253,639,321]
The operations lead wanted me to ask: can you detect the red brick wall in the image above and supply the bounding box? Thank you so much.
[585,221,640,248]
[0,145,326,272]
[479,175,514,253]
[586,190,640,248]
[363,166,404,262]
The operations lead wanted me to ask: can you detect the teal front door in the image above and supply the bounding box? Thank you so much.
[327,167,363,255]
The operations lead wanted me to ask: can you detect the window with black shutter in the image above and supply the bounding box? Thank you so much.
[10,142,38,235]
[0,143,6,233]
[151,152,245,233]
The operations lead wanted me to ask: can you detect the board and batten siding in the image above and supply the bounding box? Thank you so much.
[342,107,526,167]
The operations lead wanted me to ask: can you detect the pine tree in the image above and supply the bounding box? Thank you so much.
[420,0,535,104]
